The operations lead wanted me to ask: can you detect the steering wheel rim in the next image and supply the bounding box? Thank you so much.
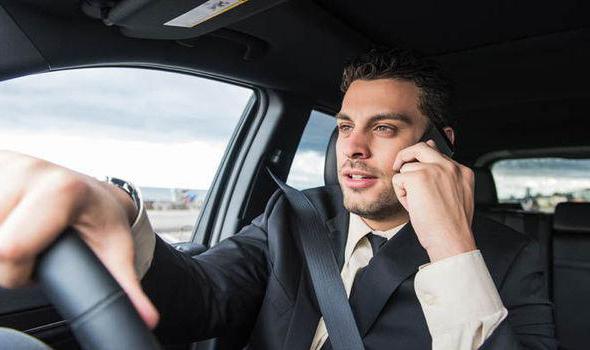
[36,229,162,350]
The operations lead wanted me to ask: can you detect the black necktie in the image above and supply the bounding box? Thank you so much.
[366,233,387,255]
[320,233,387,350]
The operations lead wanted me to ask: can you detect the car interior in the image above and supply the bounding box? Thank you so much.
[1,0,590,349]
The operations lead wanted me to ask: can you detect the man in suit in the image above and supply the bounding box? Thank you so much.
[0,48,556,349]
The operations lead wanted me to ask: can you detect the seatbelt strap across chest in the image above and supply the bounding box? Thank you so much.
[268,169,364,350]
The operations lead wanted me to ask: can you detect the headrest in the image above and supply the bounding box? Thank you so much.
[554,202,590,233]
[473,167,498,207]
[324,127,339,186]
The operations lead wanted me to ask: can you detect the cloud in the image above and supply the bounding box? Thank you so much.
[296,110,335,152]
[0,67,254,189]
[0,67,253,143]
[287,150,326,190]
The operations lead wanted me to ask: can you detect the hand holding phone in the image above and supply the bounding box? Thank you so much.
[392,122,476,262]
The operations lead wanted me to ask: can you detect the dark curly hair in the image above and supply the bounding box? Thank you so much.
[341,47,454,128]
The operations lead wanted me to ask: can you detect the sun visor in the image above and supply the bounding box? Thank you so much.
[85,0,286,40]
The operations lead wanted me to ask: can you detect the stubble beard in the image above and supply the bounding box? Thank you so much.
[342,184,403,220]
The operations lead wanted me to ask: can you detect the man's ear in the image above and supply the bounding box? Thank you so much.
[442,127,455,145]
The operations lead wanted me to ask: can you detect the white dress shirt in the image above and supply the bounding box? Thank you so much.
[130,199,507,350]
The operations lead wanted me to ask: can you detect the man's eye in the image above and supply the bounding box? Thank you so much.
[338,124,352,133]
[375,125,396,134]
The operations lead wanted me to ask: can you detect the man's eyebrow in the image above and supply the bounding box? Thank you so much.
[369,113,413,125]
[335,113,413,124]
[335,113,351,121]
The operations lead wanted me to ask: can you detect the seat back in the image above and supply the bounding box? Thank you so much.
[552,202,590,350]
[473,167,553,296]
[473,167,498,208]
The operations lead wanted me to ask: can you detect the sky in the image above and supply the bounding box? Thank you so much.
[287,110,335,189]
[0,67,254,189]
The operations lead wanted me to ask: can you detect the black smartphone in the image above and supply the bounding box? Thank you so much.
[419,123,454,158]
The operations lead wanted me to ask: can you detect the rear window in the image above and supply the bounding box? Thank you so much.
[491,158,590,212]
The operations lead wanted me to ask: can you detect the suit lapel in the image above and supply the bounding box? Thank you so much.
[326,210,349,269]
[281,271,322,349]
[282,207,349,349]
[349,223,429,335]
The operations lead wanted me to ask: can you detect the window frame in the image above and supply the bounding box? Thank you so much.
[475,146,590,168]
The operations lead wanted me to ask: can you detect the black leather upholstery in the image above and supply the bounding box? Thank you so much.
[552,202,590,350]
[553,202,590,233]
[324,127,338,186]
[473,167,498,207]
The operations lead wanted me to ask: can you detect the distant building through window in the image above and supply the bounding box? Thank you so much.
[491,158,590,212]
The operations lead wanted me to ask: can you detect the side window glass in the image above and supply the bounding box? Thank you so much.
[491,158,590,212]
[287,110,336,190]
[0,68,254,243]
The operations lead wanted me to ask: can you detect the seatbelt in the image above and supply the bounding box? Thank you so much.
[267,169,364,350]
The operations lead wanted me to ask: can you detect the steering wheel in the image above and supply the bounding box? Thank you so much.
[36,229,162,350]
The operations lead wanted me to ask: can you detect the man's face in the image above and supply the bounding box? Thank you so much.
[336,79,429,220]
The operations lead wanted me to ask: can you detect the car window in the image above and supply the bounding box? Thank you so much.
[491,158,590,213]
[287,110,336,190]
[0,67,254,243]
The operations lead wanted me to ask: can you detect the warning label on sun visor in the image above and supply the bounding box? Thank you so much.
[164,0,249,28]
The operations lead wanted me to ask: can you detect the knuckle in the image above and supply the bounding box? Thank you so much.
[457,166,474,185]
[416,169,429,181]
[7,153,50,179]
[463,167,475,181]
[431,163,443,176]
[45,171,89,197]
[399,162,412,172]
[0,277,23,289]
[0,262,33,289]
[0,241,27,261]
[397,148,408,159]
[451,163,462,177]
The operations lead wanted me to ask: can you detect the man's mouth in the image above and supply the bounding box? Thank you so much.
[341,170,378,189]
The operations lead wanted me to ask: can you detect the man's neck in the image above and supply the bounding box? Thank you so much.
[361,210,409,231]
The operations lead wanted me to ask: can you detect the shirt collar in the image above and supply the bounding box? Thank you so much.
[345,213,408,262]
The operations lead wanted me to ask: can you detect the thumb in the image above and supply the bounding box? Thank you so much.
[391,173,409,210]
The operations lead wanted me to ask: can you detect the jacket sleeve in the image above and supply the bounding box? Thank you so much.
[479,240,558,349]
[140,192,285,344]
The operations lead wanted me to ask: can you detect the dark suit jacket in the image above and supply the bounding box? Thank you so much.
[142,185,557,349]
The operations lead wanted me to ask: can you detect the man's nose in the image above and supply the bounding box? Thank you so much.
[342,130,371,159]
